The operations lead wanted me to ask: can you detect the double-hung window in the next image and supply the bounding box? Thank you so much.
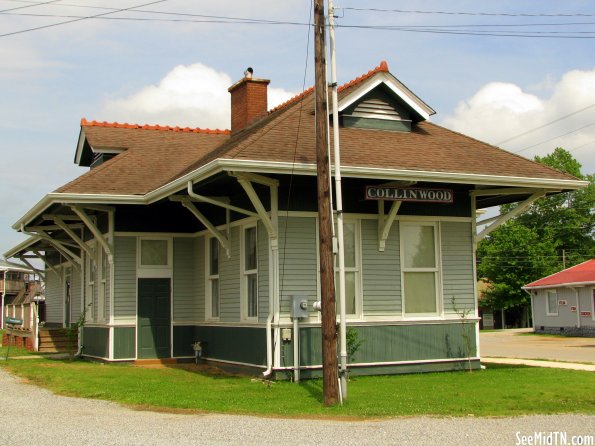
[242,225,258,320]
[98,246,108,322]
[546,290,558,316]
[206,237,220,319]
[85,244,97,322]
[401,222,441,317]
[335,220,361,317]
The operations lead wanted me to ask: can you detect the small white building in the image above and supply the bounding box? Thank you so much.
[524,259,595,337]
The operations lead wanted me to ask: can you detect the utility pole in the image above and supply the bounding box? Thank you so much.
[314,0,339,406]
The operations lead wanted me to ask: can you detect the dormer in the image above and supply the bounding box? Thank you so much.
[337,61,435,132]
[75,119,127,168]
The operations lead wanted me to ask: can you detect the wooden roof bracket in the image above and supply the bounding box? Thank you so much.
[31,250,60,278]
[70,206,114,264]
[21,228,81,269]
[472,189,547,244]
[51,217,95,258]
[172,192,231,258]
[230,172,279,250]
[17,254,46,281]
[378,200,402,251]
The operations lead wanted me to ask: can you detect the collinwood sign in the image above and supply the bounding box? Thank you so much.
[365,186,454,203]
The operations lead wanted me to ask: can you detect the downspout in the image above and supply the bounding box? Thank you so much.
[1,269,5,330]
[263,186,279,378]
[329,0,347,401]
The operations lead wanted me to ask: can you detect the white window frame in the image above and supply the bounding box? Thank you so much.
[205,236,220,321]
[546,290,558,316]
[400,221,442,318]
[241,224,258,322]
[335,219,363,319]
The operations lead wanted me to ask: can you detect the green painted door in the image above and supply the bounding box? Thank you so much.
[137,278,171,359]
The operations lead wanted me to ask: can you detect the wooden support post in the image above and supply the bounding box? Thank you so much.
[314,0,338,406]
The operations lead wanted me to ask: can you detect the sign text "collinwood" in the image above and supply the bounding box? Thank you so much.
[365,186,454,203]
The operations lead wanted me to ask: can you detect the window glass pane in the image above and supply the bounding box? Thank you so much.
[404,272,437,314]
[209,238,219,275]
[335,271,356,315]
[211,279,219,318]
[402,225,435,268]
[343,222,356,268]
[141,240,168,266]
[247,274,258,317]
[245,227,257,270]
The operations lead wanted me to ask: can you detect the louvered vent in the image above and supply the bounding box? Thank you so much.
[350,98,404,121]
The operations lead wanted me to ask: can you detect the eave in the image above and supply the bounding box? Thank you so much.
[11,157,588,232]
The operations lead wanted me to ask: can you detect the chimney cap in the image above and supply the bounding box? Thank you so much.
[244,67,253,79]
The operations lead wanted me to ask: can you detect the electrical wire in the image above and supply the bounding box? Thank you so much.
[340,7,595,18]
[496,103,595,145]
[0,0,168,37]
[513,123,595,153]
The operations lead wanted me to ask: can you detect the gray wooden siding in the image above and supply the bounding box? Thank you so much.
[44,268,63,324]
[113,236,137,319]
[219,226,240,322]
[258,221,270,322]
[173,237,199,321]
[361,219,401,314]
[440,222,475,314]
[533,287,594,328]
[278,217,318,315]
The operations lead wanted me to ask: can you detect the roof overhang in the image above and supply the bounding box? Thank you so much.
[11,158,588,231]
[523,281,595,290]
[3,236,43,260]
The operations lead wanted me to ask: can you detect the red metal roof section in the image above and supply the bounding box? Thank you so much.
[80,118,230,135]
[267,60,390,114]
[525,259,595,288]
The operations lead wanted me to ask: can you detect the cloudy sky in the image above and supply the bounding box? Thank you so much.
[1,0,594,257]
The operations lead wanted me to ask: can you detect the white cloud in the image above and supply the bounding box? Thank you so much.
[440,69,595,173]
[100,63,295,129]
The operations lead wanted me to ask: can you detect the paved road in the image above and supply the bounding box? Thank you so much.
[0,368,593,446]
[480,328,595,364]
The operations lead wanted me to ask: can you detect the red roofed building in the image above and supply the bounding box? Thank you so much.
[4,62,588,374]
[524,260,595,337]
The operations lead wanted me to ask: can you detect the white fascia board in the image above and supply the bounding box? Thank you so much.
[3,235,42,260]
[11,192,144,230]
[74,129,87,165]
[338,73,434,120]
[523,281,595,290]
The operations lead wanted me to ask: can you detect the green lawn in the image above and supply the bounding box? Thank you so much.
[1,356,593,418]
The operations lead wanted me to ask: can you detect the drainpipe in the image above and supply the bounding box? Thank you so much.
[1,269,6,330]
[263,189,279,378]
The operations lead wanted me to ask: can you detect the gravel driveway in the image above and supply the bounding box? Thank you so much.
[0,368,593,446]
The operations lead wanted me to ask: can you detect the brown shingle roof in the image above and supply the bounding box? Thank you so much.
[58,123,229,195]
[57,62,578,197]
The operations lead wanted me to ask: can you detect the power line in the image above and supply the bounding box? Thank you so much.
[341,7,595,18]
[496,103,595,145]
[513,123,595,153]
[0,0,168,38]
[0,0,61,13]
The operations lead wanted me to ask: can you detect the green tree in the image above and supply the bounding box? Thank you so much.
[477,222,559,313]
[503,148,595,266]
[477,148,594,324]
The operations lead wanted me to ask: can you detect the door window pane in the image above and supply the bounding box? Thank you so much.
[404,272,437,314]
[141,240,168,266]
[402,225,435,268]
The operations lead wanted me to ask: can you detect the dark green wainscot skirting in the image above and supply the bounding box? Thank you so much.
[173,325,267,366]
[113,327,136,359]
[82,326,109,358]
[281,322,478,372]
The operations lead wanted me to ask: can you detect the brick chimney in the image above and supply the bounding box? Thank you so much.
[228,67,270,134]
